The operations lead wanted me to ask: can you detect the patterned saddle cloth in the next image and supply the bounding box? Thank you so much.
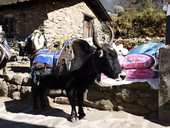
[32,39,74,76]
[33,48,61,68]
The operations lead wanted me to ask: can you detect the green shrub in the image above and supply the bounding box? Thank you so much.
[111,6,166,39]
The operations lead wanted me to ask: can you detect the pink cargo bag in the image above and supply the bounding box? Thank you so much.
[125,69,159,79]
[122,54,154,69]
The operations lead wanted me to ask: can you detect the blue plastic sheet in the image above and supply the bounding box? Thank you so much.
[128,42,165,65]
[128,42,164,58]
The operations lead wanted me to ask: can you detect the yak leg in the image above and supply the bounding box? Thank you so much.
[2,67,7,75]
[31,85,40,109]
[66,88,78,122]
[39,87,50,110]
[77,89,86,119]
[30,56,34,67]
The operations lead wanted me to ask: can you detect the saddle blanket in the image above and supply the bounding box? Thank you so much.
[33,39,69,68]
[33,49,61,67]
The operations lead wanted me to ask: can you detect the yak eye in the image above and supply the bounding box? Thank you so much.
[106,53,112,60]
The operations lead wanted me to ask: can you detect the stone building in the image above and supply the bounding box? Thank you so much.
[0,0,111,43]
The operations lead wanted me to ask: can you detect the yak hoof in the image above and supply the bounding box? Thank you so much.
[70,117,78,123]
[33,105,40,110]
[79,113,86,120]
[41,106,51,111]
[32,106,42,114]
[69,116,78,123]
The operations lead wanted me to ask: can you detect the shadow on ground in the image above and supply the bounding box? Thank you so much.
[0,118,48,128]
[9,66,30,73]
[4,99,70,119]
[145,117,170,127]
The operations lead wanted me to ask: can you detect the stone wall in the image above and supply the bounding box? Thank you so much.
[0,0,106,43]
[158,45,170,121]
[0,66,158,119]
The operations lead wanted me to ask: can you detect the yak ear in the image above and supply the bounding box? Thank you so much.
[98,50,104,58]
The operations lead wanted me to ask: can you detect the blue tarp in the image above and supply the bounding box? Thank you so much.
[128,42,164,58]
[128,42,165,65]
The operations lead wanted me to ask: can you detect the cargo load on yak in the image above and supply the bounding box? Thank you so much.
[31,39,74,76]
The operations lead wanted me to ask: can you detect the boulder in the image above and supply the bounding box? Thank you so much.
[12,74,23,85]
[116,88,139,103]
[22,76,32,86]
[0,79,8,97]
[118,102,150,116]
[12,91,21,100]
[94,99,114,110]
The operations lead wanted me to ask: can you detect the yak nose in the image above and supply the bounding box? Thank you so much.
[113,67,122,79]
[113,72,119,79]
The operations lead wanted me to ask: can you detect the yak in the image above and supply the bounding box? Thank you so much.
[30,23,121,122]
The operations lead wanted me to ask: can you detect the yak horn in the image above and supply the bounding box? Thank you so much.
[91,23,102,50]
[106,23,114,45]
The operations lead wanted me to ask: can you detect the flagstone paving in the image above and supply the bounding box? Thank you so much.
[0,97,169,128]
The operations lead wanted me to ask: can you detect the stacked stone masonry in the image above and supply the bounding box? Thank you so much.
[0,63,158,119]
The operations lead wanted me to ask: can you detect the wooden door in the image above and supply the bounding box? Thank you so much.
[3,16,15,38]
[83,15,93,38]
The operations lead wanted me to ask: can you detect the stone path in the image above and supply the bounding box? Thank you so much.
[0,97,169,128]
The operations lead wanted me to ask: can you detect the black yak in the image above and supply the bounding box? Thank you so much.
[30,23,121,122]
